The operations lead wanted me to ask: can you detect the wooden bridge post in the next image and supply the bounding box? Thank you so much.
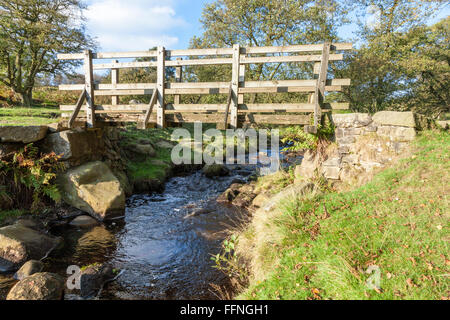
[230,44,241,129]
[83,49,95,128]
[111,60,119,105]
[313,42,331,127]
[174,58,182,105]
[156,46,166,128]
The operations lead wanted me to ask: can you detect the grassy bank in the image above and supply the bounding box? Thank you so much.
[236,130,449,300]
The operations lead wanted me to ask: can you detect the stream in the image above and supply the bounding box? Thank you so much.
[0,148,302,300]
[47,165,256,300]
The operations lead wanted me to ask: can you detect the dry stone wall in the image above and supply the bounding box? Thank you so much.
[295,111,437,186]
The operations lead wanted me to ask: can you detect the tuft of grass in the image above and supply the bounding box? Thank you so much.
[237,130,449,300]
[0,209,26,225]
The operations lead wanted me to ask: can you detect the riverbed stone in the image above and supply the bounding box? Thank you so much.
[80,264,116,298]
[372,111,416,128]
[252,193,270,208]
[57,161,125,221]
[69,215,99,228]
[0,224,61,272]
[0,126,48,144]
[203,164,230,178]
[6,272,64,300]
[14,260,44,280]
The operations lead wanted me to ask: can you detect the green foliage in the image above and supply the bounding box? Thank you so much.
[0,144,63,212]
[0,0,96,106]
[336,2,448,117]
[239,130,449,300]
[280,119,335,152]
[187,0,347,105]
[212,234,249,285]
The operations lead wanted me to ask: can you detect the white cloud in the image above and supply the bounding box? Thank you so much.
[85,0,187,52]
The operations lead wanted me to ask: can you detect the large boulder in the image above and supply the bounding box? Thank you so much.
[202,164,230,178]
[57,161,125,221]
[0,126,48,144]
[14,260,44,280]
[41,130,103,166]
[372,111,416,128]
[0,224,61,272]
[6,272,64,300]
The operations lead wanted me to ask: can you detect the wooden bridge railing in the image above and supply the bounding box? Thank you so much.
[57,42,352,130]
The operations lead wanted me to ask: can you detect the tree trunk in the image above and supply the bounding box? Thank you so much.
[18,91,33,107]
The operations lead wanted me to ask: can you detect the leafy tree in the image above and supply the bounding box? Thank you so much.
[0,0,96,106]
[186,0,349,104]
[336,0,447,115]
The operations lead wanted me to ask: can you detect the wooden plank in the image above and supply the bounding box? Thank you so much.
[142,89,158,128]
[111,60,119,105]
[167,82,230,89]
[84,50,95,128]
[57,44,352,61]
[156,46,165,128]
[94,51,158,59]
[60,102,348,113]
[58,51,158,60]
[94,89,154,96]
[93,61,157,70]
[241,54,343,64]
[166,48,234,57]
[166,88,231,95]
[59,83,157,91]
[243,43,353,54]
[59,79,350,92]
[314,43,331,126]
[242,79,350,88]
[231,44,240,128]
[165,58,232,67]
[174,58,182,105]
[68,89,86,128]
[238,85,343,93]
[241,114,311,125]
[223,83,232,128]
[57,53,85,60]
[238,54,245,104]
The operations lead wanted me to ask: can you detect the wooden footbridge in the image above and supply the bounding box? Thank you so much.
[57,42,352,131]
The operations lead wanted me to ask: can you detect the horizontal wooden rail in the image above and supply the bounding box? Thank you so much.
[60,102,349,113]
[58,43,352,61]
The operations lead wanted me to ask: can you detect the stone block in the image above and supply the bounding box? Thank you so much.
[322,166,341,180]
[0,126,48,144]
[332,113,372,128]
[372,111,415,128]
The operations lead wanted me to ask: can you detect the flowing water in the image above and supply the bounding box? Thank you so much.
[0,148,302,300]
[47,166,255,300]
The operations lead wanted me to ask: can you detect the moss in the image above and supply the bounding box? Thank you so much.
[0,209,26,225]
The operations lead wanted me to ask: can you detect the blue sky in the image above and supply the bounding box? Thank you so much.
[83,0,449,52]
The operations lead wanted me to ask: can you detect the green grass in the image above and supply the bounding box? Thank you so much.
[0,106,62,126]
[0,209,26,225]
[237,130,449,300]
